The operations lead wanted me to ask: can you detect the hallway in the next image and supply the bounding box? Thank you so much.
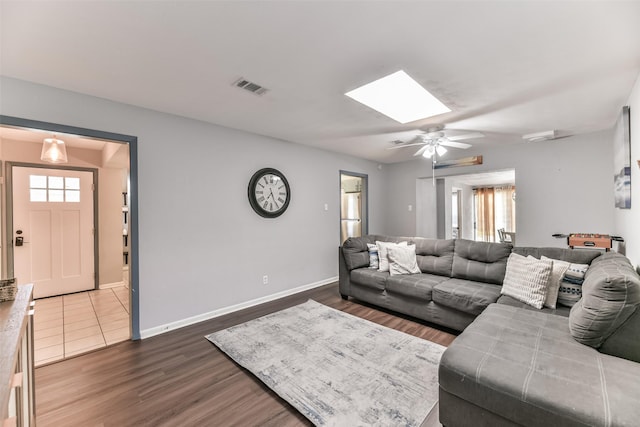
[34,286,130,366]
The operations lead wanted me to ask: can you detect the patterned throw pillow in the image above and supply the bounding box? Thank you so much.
[557,262,589,307]
[388,245,421,276]
[501,253,553,309]
[367,243,379,269]
[376,241,408,272]
[540,256,571,309]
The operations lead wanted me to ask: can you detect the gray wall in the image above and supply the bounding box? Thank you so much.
[0,77,388,334]
[384,130,615,247]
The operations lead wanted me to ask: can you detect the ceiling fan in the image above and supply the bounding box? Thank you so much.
[388,125,484,159]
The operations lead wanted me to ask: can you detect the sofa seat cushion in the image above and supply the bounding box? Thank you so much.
[350,268,388,290]
[433,279,501,315]
[439,304,640,427]
[385,273,448,301]
[496,295,571,317]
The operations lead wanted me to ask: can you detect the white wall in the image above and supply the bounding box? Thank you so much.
[614,72,640,267]
[0,77,387,334]
[384,130,615,247]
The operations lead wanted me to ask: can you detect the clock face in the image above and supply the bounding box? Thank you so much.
[248,168,291,218]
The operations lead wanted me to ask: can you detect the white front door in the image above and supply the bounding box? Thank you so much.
[12,166,95,299]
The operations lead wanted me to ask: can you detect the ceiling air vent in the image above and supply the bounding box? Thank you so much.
[234,78,268,96]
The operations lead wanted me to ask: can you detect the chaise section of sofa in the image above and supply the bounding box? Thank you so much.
[439,303,640,427]
[439,251,640,427]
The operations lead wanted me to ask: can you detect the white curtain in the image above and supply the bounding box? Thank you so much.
[494,185,516,240]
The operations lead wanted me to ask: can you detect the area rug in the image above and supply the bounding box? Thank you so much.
[205,300,445,426]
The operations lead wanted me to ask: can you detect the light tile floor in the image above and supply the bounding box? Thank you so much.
[34,286,130,366]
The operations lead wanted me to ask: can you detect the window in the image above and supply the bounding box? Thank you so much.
[29,175,80,202]
[474,185,515,242]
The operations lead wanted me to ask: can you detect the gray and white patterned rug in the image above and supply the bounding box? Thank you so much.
[206,300,445,426]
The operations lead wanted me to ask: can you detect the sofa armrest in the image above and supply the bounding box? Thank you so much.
[338,246,351,298]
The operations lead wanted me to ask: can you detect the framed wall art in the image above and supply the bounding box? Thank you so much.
[613,106,631,209]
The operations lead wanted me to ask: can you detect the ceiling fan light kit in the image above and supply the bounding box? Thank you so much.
[389,124,482,159]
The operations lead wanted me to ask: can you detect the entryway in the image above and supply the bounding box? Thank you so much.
[0,115,140,364]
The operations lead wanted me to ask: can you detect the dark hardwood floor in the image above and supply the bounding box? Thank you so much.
[35,282,457,426]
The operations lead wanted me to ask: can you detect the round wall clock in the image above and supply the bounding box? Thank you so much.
[247,168,291,218]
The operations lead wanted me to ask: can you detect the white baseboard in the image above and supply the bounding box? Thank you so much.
[100,281,125,289]
[140,276,338,339]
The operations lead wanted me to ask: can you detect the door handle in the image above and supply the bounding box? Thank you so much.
[15,236,24,246]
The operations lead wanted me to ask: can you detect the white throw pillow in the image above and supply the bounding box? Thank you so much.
[376,241,408,272]
[388,245,421,276]
[540,256,570,309]
[501,253,553,309]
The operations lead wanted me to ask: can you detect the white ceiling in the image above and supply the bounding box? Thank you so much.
[2,1,639,164]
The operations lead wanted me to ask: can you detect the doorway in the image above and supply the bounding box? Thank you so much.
[0,115,139,346]
[340,171,368,243]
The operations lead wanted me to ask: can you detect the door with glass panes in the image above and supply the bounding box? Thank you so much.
[12,166,95,298]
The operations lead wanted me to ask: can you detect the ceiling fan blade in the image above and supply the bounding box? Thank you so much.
[439,140,472,149]
[447,132,484,141]
[386,135,427,150]
[386,141,426,150]
[413,145,429,157]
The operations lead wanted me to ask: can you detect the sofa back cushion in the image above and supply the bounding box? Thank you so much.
[414,238,455,276]
[451,239,512,285]
[569,252,640,362]
[513,247,601,265]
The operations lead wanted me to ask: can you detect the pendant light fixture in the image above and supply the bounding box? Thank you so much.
[41,135,68,164]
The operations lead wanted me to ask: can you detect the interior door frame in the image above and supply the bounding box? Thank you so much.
[0,115,141,340]
[6,162,100,292]
[339,170,368,243]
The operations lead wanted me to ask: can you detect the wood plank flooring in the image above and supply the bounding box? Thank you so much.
[35,282,457,426]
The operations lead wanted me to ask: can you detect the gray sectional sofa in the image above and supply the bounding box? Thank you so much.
[339,235,599,331]
[339,235,640,427]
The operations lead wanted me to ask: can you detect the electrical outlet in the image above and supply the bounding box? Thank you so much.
[263,275,269,285]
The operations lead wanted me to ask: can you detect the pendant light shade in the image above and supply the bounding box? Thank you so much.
[41,137,68,163]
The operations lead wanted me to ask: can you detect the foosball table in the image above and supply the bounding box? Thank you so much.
[552,233,624,251]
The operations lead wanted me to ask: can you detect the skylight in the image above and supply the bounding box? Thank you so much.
[345,70,450,124]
